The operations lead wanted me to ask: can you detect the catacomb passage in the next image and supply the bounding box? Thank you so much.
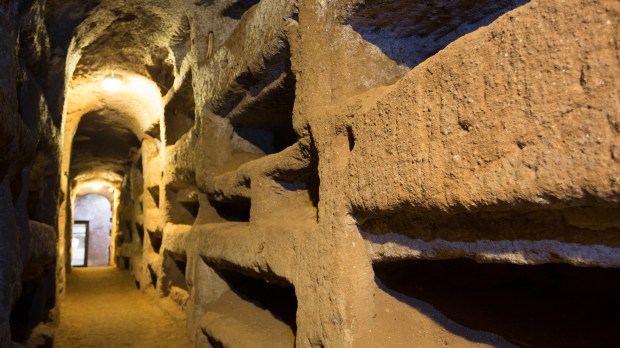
[0,0,619,347]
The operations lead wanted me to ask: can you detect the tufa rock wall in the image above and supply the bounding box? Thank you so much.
[112,0,620,347]
[0,0,61,345]
[0,0,618,346]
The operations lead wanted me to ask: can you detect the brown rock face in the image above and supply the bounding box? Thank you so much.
[0,0,618,347]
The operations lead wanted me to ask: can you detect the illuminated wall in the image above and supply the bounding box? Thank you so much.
[73,194,113,267]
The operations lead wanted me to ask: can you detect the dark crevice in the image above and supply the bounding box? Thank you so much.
[135,223,144,245]
[374,258,620,347]
[147,265,158,289]
[346,125,355,151]
[233,125,297,155]
[148,229,163,254]
[180,201,200,219]
[147,185,160,207]
[165,71,195,145]
[222,0,261,20]
[208,199,251,222]
[9,271,55,344]
[207,336,225,348]
[163,251,188,294]
[136,155,143,172]
[306,171,320,209]
[122,220,132,242]
[145,122,161,139]
[121,256,130,269]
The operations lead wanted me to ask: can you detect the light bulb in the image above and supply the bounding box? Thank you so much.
[102,75,122,92]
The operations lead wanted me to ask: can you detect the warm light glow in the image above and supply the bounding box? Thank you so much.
[91,182,103,190]
[108,187,114,193]
[102,75,122,92]
[67,73,163,137]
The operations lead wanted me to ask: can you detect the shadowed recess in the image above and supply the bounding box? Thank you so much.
[70,110,140,178]
[375,258,620,347]
[345,0,530,68]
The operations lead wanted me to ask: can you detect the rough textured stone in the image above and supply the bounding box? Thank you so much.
[0,0,618,346]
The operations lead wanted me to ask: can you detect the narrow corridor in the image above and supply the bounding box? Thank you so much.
[1,0,619,346]
[54,268,190,347]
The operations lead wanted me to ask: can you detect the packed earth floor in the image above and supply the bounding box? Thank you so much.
[54,267,190,348]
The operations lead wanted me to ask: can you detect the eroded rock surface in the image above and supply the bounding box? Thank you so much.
[0,0,618,347]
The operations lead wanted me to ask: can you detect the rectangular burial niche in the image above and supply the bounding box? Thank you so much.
[274,164,320,209]
[222,0,261,20]
[166,186,200,224]
[215,39,298,158]
[121,219,132,243]
[135,223,145,245]
[164,71,195,145]
[147,185,160,207]
[373,258,620,347]
[121,256,130,269]
[162,251,188,295]
[147,264,158,289]
[344,0,529,68]
[232,125,297,156]
[217,269,297,330]
[179,200,199,220]
[207,198,251,222]
[147,228,163,254]
[200,264,297,347]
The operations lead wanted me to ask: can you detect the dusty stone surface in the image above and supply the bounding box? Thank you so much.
[0,0,619,347]
[54,267,189,347]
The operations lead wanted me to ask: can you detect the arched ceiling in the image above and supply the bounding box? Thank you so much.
[69,109,140,179]
[65,72,165,182]
[66,0,184,87]
[54,0,188,184]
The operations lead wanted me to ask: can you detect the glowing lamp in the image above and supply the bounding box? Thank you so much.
[102,73,122,92]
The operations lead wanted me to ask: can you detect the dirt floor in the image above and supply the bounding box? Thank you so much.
[53,267,190,348]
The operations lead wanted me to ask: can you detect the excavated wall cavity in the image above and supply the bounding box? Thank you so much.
[0,0,619,347]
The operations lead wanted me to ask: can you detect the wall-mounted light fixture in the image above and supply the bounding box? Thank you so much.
[90,182,103,190]
[102,72,122,92]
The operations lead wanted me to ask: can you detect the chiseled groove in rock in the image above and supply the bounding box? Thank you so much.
[362,231,620,267]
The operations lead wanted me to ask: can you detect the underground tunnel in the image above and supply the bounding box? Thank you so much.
[1,0,619,347]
